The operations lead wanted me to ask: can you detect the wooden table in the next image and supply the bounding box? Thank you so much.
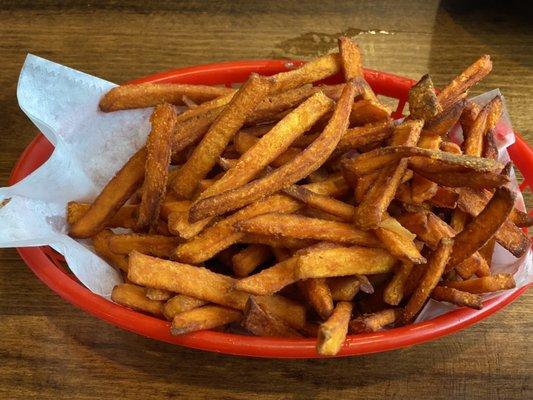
[0,1,531,399]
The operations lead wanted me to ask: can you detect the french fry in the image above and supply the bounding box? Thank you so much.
[336,120,394,153]
[411,169,509,189]
[298,278,334,320]
[145,288,173,301]
[328,276,361,301]
[428,186,459,208]
[240,233,313,249]
[111,283,163,316]
[424,99,465,136]
[231,244,271,277]
[92,229,129,271]
[136,104,176,232]
[408,74,441,120]
[509,209,533,228]
[99,83,234,112]
[352,171,379,202]
[68,202,137,229]
[167,210,214,239]
[463,95,502,157]
[233,131,301,167]
[108,233,181,258]
[440,141,462,154]
[338,36,363,80]
[317,301,353,356]
[483,129,499,160]
[389,119,424,147]
[189,80,357,221]
[297,246,396,279]
[403,238,454,322]
[442,274,516,294]
[350,99,391,125]
[270,53,341,93]
[383,262,414,306]
[163,295,207,320]
[253,295,306,330]
[437,55,492,109]
[431,286,482,309]
[403,263,427,298]
[171,74,272,199]
[448,187,515,267]
[454,252,488,280]
[349,309,400,333]
[241,297,302,337]
[159,200,191,220]
[235,213,381,247]
[234,255,298,296]
[375,218,426,264]
[396,210,454,249]
[460,100,481,132]
[410,131,441,204]
[70,148,147,238]
[170,305,242,335]
[342,145,503,177]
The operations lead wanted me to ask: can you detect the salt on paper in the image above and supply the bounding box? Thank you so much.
[0,55,530,320]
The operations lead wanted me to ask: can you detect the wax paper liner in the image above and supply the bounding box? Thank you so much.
[0,55,530,318]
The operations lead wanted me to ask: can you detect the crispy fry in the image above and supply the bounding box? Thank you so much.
[403,238,454,322]
[234,255,299,295]
[339,36,363,80]
[298,278,334,320]
[145,288,173,301]
[235,213,380,246]
[136,104,176,232]
[449,187,515,267]
[317,301,353,356]
[424,99,465,136]
[328,276,361,301]
[454,252,488,280]
[241,297,302,337]
[483,129,499,160]
[231,244,271,277]
[428,186,459,208]
[350,99,391,125]
[99,83,233,111]
[70,148,146,238]
[349,309,400,333]
[270,53,341,93]
[437,55,492,109]
[171,305,242,335]
[68,202,137,229]
[253,295,306,330]
[233,131,301,167]
[460,100,481,132]
[411,173,439,204]
[297,246,396,279]
[408,74,441,120]
[240,233,313,249]
[509,209,533,228]
[403,263,427,298]
[189,81,357,221]
[111,283,163,316]
[92,229,129,271]
[336,120,394,152]
[171,74,272,199]
[107,233,180,258]
[443,274,516,294]
[396,210,454,249]
[383,262,414,306]
[159,200,191,220]
[167,210,214,239]
[162,295,207,320]
[375,219,426,264]
[440,141,462,154]
[463,96,500,157]
[352,171,378,202]
[431,286,482,309]
[411,168,509,189]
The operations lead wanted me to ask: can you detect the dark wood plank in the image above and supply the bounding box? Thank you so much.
[0,1,531,399]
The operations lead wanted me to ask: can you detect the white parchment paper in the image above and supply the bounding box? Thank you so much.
[0,55,530,318]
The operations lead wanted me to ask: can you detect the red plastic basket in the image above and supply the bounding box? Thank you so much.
[9,60,532,358]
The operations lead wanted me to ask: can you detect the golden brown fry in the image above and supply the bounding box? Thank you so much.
[411,174,439,204]
[317,301,353,356]
[167,211,215,239]
[509,209,533,228]
[92,229,129,271]
[338,36,363,80]
[408,74,441,120]
[463,97,492,157]
[189,81,357,221]
[171,74,272,199]
[396,211,454,249]
[108,233,181,258]
[159,200,191,220]
[431,286,483,309]
[240,234,313,249]
[162,295,207,320]
[111,283,163,316]
[233,131,301,167]
[440,141,462,154]
[460,100,481,132]
[253,295,306,330]
[349,309,400,333]
[403,263,427,298]
[375,220,426,264]
[136,104,176,232]
[68,202,137,229]
[352,171,378,202]
[336,120,394,152]
[350,99,391,125]
[411,168,509,189]
[231,244,271,278]
[270,53,341,93]
[442,274,516,294]
[483,129,499,160]
[383,262,414,306]
[425,99,465,136]
[449,187,515,267]
[403,238,454,322]
[241,297,303,337]
[298,278,334,320]
[297,246,396,279]
[428,186,459,209]
[236,213,381,247]
[170,305,242,335]
[234,255,299,295]
[328,276,361,301]
[99,83,234,111]
[437,55,492,109]
[145,288,173,301]
[70,148,147,238]
[454,253,487,280]
[343,145,503,177]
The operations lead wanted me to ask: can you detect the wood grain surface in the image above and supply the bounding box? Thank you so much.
[0,1,531,399]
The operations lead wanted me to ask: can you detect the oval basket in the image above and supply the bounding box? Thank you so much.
[9,60,532,358]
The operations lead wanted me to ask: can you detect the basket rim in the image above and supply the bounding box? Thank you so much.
[9,59,532,358]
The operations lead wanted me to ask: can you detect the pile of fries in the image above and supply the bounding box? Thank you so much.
[68,37,530,356]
